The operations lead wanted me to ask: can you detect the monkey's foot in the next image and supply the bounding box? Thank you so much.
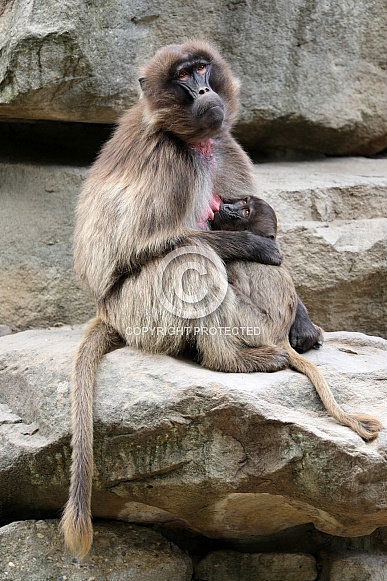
[237,346,289,373]
[201,346,289,373]
[290,322,324,354]
[219,346,289,373]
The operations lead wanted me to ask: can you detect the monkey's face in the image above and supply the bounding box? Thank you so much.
[212,197,253,231]
[211,196,277,240]
[139,42,239,142]
[173,61,225,135]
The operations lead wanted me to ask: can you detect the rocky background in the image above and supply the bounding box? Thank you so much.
[0,0,386,579]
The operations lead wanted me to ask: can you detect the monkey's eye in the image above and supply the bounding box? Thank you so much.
[242,209,250,217]
[177,69,190,81]
[237,198,248,206]
[197,64,207,75]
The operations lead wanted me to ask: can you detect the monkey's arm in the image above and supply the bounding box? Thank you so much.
[289,297,324,353]
[192,230,282,265]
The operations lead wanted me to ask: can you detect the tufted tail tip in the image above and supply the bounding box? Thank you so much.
[350,414,383,441]
[60,503,93,559]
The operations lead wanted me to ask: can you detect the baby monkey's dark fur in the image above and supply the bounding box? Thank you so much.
[211,195,383,442]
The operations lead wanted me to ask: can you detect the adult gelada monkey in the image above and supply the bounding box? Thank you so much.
[62,40,323,557]
[211,196,383,440]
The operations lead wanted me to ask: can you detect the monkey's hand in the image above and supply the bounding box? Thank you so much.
[195,231,282,265]
[250,235,283,266]
[289,298,324,353]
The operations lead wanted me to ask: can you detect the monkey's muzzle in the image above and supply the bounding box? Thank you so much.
[211,204,241,230]
[194,94,224,126]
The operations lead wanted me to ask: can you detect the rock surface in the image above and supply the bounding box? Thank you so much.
[0,325,12,337]
[0,328,386,540]
[0,520,192,581]
[1,157,385,337]
[0,161,93,329]
[255,157,387,339]
[1,0,386,155]
[322,551,387,581]
[195,551,317,581]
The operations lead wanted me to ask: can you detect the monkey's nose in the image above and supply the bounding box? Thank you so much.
[199,87,210,95]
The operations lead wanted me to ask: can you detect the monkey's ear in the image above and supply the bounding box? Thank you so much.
[139,77,146,90]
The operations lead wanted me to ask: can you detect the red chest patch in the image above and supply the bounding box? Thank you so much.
[190,138,214,158]
[189,139,223,229]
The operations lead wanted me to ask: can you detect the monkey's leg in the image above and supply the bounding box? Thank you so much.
[199,342,289,373]
[110,251,288,373]
[196,290,289,373]
[289,298,324,353]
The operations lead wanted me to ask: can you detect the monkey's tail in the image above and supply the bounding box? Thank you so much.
[60,317,121,558]
[283,342,383,441]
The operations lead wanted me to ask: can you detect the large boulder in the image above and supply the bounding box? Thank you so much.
[321,551,387,581]
[256,157,387,338]
[0,0,386,155]
[0,161,93,329]
[195,551,317,581]
[0,328,386,540]
[0,520,192,580]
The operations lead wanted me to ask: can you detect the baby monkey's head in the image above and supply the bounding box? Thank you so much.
[211,196,277,240]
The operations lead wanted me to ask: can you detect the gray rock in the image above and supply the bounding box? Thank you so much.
[0,328,387,540]
[323,551,387,581]
[195,551,317,581]
[0,325,12,337]
[0,161,94,329]
[254,158,387,223]
[0,1,386,155]
[255,157,387,338]
[0,520,192,581]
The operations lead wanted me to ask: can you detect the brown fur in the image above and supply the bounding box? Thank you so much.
[62,40,288,558]
[212,197,383,441]
[61,318,121,557]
